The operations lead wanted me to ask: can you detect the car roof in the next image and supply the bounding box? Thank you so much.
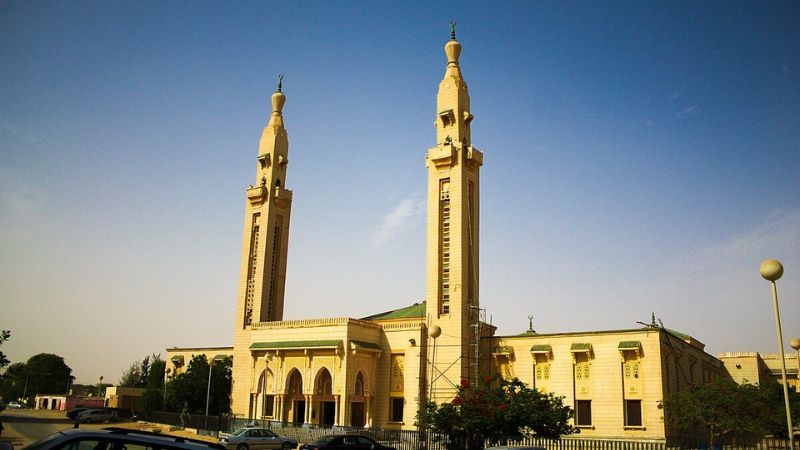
[25,427,225,450]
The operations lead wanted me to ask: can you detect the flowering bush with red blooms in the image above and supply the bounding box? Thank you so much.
[416,375,575,450]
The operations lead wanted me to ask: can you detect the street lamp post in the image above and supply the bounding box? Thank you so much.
[760,259,794,450]
[97,376,104,397]
[163,368,172,403]
[204,355,225,432]
[792,338,800,394]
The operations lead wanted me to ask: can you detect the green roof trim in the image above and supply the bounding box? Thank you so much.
[618,340,642,350]
[361,302,426,320]
[570,343,592,351]
[249,340,342,350]
[351,340,382,351]
[530,344,552,353]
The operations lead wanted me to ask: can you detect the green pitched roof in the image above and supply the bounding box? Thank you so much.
[250,340,342,350]
[361,302,426,320]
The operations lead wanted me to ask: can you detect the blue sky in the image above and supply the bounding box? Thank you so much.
[1,2,798,383]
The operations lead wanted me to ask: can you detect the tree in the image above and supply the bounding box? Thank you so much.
[23,353,73,396]
[140,357,166,414]
[164,354,232,415]
[753,381,800,439]
[664,378,770,445]
[119,354,156,388]
[417,376,575,450]
[0,362,26,401]
[0,330,11,370]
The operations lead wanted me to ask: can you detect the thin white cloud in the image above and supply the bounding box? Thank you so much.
[782,63,790,74]
[677,105,698,117]
[670,93,680,101]
[369,196,425,247]
[644,119,655,127]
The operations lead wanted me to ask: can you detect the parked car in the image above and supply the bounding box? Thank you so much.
[66,407,89,419]
[301,434,396,450]
[7,400,25,409]
[219,427,297,450]
[22,427,226,450]
[77,409,116,423]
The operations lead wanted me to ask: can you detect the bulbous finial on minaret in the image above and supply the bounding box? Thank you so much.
[271,74,286,115]
[444,22,461,66]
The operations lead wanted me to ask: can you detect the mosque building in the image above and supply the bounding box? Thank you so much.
[166,29,727,440]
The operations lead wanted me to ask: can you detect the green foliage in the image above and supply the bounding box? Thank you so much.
[22,353,73,396]
[417,376,575,450]
[0,330,10,370]
[164,354,232,415]
[119,354,159,388]
[752,381,800,439]
[140,357,166,413]
[0,362,26,401]
[664,378,800,443]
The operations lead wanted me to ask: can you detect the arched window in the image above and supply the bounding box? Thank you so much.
[315,368,333,396]
[354,372,365,396]
[287,369,303,397]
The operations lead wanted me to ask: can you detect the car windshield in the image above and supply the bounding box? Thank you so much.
[229,429,248,436]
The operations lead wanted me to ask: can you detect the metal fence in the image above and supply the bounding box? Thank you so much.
[138,412,798,450]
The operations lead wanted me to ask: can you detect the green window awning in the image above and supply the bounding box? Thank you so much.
[618,340,642,350]
[530,344,552,353]
[570,343,592,352]
[250,340,342,350]
[492,346,513,355]
[351,340,382,351]
[170,355,184,365]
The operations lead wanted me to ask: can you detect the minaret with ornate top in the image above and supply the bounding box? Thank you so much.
[232,77,293,416]
[425,23,483,401]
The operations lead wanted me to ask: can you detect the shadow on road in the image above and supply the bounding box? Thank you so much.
[1,415,72,425]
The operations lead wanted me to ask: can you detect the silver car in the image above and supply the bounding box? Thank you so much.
[219,428,297,450]
[77,409,116,423]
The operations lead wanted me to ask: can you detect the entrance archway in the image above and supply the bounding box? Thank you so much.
[350,371,366,427]
[314,368,335,426]
[286,369,305,424]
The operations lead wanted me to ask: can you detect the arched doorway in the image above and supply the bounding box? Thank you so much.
[350,371,366,427]
[286,369,305,424]
[253,368,275,419]
[314,368,335,426]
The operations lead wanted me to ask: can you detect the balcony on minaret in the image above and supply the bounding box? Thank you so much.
[273,186,293,208]
[466,146,483,169]
[427,144,456,168]
[247,185,267,205]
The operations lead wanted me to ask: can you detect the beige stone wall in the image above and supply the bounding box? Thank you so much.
[165,347,233,378]
[490,328,724,440]
[719,352,800,389]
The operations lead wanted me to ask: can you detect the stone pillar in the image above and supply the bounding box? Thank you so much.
[333,395,340,426]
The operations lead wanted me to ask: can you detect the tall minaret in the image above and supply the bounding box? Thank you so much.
[425,24,483,401]
[232,78,293,416]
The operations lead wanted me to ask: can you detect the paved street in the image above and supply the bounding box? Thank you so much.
[1,409,72,448]
[0,409,134,449]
